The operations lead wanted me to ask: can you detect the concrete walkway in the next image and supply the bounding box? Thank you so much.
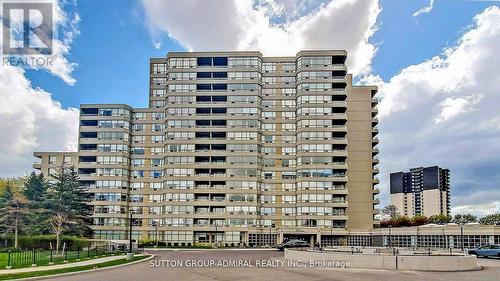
[0,254,132,275]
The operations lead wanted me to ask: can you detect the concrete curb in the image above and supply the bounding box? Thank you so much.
[4,254,154,281]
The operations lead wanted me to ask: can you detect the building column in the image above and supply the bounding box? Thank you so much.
[243,232,249,246]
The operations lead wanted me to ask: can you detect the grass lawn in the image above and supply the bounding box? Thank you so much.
[0,255,149,280]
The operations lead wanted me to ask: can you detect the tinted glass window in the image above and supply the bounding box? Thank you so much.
[195,132,210,138]
[195,156,210,162]
[196,96,211,102]
[196,120,210,126]
[212,57,228,66]
[212,120,226,126]
[212,108,227,114]
[212,71,228,78]
[195,144,210,150]
[197,57,212,66]
[212,84,227,90]
[197,72,211,78]
[211,132,226,138]
[212,96,227,102]
[211,144,226,150]
[197,84,211,91]
[196,108,211,114]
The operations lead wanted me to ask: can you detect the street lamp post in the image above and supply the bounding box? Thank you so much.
[388,225,392,248]
[460,223,465,253]
[415,226,419,250]
[330,225,333,247]
[152,221,159,248]
[269,226,272,246]
[128,212,133,253]
[215,223,219,244]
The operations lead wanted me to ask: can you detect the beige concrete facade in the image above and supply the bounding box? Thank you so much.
[34,50,379,246]
[34,151,78,178]
[390,166,450,217]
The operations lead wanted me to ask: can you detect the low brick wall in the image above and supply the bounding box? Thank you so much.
[284,249,478,271]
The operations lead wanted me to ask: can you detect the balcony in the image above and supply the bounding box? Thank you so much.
[193,185,228,190]
[331,89,347,96]
[331,113,348,120]
[194,162,227,166]
[331,101,348,108]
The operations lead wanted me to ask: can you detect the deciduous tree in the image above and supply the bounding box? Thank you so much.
[381,205,398,219]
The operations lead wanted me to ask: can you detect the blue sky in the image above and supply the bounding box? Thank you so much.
[1,0,500,216]
[24,0,495,108]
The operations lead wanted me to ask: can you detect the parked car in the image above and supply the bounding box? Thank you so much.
[277,240,310,251]
[468,245,500,258]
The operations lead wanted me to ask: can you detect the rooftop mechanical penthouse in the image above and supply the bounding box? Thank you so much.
[33,50,380,247]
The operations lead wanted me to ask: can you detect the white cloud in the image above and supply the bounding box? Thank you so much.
[370,6,500,214]
[451,184,500,217]
[0,0,80,177]
[141,0,381,75]
[0,64,79,177]
[413,0,435,17]
[434,94,482,124]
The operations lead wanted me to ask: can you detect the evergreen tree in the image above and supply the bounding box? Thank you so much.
[23,172,47,202]
[23,172,50,235]
[0,182,29,248]
[46,166,92,252]
[0,183,14,205]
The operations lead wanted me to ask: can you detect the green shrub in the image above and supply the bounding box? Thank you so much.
[1,235,90,250]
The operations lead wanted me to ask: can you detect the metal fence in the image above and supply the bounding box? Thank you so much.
[1,245,127,269]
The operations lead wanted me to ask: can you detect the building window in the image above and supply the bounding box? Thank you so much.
[63,156,72,164]
[48,156,57,164]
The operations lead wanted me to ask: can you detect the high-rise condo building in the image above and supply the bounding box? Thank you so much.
[390,166,450,217]
[34,50,379,247]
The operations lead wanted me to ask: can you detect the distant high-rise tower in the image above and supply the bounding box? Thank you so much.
[390,166,450,217]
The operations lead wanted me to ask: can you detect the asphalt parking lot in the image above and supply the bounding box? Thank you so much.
[45,249,500,281]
